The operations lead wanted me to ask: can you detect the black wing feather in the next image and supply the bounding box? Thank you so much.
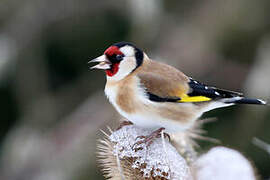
[147,92,181,102]
[188,78,243,99]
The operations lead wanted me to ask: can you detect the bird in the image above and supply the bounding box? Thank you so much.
[89,42,266,135]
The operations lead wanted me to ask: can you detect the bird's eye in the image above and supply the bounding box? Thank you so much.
[116,54,123,61]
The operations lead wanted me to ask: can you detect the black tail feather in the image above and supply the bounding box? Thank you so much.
[226,98,266,105]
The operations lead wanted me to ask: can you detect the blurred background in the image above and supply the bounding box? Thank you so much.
[0,0,270,179]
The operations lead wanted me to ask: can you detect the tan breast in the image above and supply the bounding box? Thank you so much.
[106,75,140,114]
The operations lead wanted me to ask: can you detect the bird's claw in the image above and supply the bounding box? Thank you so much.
[116,120,133,130]
[132,127,170,151]
[135,135,146,141]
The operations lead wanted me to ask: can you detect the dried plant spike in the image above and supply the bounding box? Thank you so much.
[97,125,192,180]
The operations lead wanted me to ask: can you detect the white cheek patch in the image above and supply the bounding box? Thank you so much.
[119,58,136,74]
[107,57,137,81]
[120,46,135,57]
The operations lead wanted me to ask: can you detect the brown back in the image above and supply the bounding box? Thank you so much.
[136,59,189,98]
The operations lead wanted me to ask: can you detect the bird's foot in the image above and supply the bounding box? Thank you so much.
[116,120,133,130]
[132,128,170,150]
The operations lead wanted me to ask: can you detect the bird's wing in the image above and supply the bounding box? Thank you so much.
[138,72,187,102]
[187,78,243,101]
[137,60,243,103]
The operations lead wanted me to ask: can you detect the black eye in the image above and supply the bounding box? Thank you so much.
[116,54,123,61]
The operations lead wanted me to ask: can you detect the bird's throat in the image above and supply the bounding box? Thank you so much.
[106,62,120,77]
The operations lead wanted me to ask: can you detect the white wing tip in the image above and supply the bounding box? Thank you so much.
[258,99,267,105]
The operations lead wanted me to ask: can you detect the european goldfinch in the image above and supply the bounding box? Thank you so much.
[90,42,266,133]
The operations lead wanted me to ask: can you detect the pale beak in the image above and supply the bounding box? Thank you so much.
[88,55,111,70]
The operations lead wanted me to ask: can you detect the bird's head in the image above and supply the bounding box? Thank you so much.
[89,42,144,80]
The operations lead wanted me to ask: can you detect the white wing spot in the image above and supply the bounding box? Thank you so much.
[215,92,220,96]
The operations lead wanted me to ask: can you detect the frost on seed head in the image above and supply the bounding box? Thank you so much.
[97,125,192,180]
[97,125,257,180]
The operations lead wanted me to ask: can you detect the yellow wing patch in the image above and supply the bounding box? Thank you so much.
[178,94,211,103]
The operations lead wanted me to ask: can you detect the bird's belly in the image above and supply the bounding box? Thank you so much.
[125,112,190,133]
[114,101,198,133]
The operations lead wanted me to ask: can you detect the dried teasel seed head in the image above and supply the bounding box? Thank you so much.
[97,125,192,180]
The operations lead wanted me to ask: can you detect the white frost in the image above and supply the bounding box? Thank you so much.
[109,125,192,180]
